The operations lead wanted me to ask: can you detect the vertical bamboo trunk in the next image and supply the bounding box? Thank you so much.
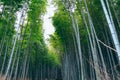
[100,0,120,60]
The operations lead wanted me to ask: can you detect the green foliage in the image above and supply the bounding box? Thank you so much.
[24,0,61,76]
[53,9,73,44]
[1,0,24,6]
[45,51,60,66]
[49,33,64,55]
[0,0,61,79]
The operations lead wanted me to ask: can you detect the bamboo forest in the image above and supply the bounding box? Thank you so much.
[0,0,120,80]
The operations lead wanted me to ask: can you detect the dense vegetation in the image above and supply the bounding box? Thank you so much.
[51,0,120,80]
[0,0,60,80]
[0,0,120,80]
